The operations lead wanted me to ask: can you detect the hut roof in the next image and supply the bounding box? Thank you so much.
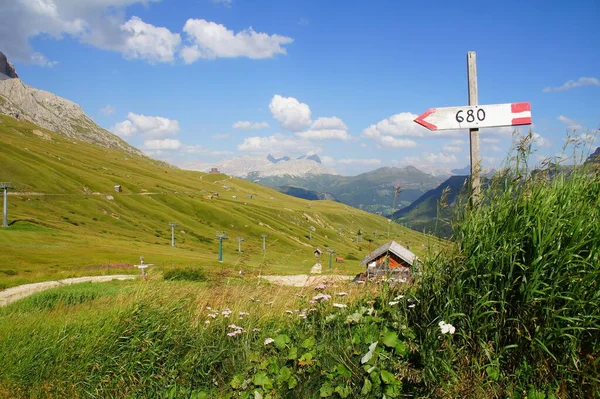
[359,240,417,267]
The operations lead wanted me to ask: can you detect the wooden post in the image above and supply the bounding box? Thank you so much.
[467,51,481,204]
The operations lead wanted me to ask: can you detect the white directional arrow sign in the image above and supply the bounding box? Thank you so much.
[414,102,531,131]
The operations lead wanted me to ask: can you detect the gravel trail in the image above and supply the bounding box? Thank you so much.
[0,273,353,307]
[260,274,353,287]
[0,275,137,307]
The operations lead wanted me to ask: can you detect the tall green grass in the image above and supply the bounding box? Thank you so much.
[0,278,422,398]
[415,140,600,397]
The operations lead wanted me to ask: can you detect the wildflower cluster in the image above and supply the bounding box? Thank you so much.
[311,293,331,303]
[227,324,245,337]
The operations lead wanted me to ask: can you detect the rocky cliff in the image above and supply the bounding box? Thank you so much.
[0,78,144,156]
[0,50,144,156]
[0,51,18,79]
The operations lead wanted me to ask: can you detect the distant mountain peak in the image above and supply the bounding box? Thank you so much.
[184,153,335,178]
[0,51,18,80]
[306,154,321,164]
[586,147,600,164]
[451,165,471,175]
[267,153,320,164]
[267,154,291,163]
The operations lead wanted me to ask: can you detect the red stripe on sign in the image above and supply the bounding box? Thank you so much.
[414,108,438,131]
[511,102,531,113]
[512,117,532,126]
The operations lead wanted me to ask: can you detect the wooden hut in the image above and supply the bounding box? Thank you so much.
[359,241,417,281]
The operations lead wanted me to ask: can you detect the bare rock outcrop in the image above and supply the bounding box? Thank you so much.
[0,78,144,156]
[0,51,18,79]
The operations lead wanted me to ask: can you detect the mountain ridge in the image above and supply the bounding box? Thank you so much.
[0,78,144,157]
[252,166,445,216]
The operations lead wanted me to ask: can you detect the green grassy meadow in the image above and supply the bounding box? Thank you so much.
[0,115,441,288]
[1,116,598,398]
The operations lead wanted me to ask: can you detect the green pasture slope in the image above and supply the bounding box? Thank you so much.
[0,115,439,288]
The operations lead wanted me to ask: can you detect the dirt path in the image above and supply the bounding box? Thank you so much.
[0,273,352,307]
[0,275,137,307]
[260,274,353,287]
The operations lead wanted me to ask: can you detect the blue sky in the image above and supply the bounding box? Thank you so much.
[2,0,599,175]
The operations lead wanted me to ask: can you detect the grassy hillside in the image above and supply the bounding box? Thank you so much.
[0,115,440,288]
[1,129,599,398]
[251,166,444,216]
[393,176,468,237]
[273,186,337,201]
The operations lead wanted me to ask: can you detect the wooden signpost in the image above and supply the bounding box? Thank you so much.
[414,51,532,202]
[414,102,532,132]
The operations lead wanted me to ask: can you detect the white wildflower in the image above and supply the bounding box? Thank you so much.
[388,301,399,306]
[312,293,332,302]
[438,321,456,335]
[333,303,347,308]
[264,338,275,345]
[336,292,349,296]
[394,295,405,300]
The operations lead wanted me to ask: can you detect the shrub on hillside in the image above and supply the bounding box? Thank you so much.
[163,268,207,282]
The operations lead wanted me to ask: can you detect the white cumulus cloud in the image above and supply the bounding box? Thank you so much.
[0,1,182,65]
[120,16,181,63]
[180,19,293,62]
[362,127,417,148]
[232,121,270,130]
[143,139,181,150]
[269,95,312,132]
[0,1,293,66]
[363,112,462,139]
[543,77,600,93]
[297,117,351,141]
[237,134,321,155]
[111,112,180,138]
[310,116,347,131]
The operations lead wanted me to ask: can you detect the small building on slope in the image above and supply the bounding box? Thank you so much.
[359,240,418,281]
